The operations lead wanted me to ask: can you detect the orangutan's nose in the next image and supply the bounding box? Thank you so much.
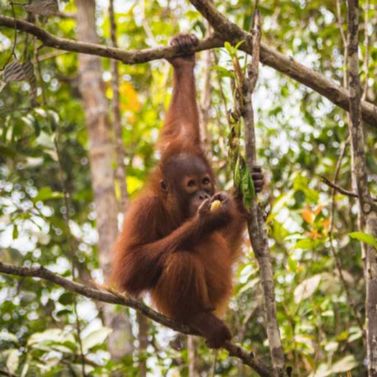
[198,191,210,201]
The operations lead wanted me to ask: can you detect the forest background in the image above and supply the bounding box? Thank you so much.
[0,0,376,376]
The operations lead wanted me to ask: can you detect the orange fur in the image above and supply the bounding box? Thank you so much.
[110,34,246,348]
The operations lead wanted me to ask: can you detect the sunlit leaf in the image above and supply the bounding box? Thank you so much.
[331,355,358,373]
[212,65,233,78]
[294,274,322,303]
[82,327,113,353]
[33,187,63,202]
[349,232,377,248]
[6,349,20,374]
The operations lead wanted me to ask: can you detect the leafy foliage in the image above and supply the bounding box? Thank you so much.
[0,0,376,376]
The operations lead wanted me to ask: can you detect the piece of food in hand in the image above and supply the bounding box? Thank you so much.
[210,200,222,212]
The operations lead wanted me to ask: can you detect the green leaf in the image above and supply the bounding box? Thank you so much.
[294,274,322,303]
[349,232,377,248]
[6,349,19,374]
[212,65,233,78]
[330,355,358,373]
[33,187,63,202]
[58,292,74,305]
[234,39,245,50]
[0,332,18,344]
[294,238,321,250]
[233,156,242,187]
[224,41,235,56]
[0,332,18,351]
[27,329,74,348]
[241,168,255,210]
[12,225,18,240]
[82,327,112,353]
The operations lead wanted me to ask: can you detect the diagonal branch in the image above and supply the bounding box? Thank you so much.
[321,175,359,199]
[0,261,272,377]
[186,0,377,127]
[0,14,376,127]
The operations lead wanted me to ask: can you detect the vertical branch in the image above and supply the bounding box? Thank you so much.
[335,0,348,87]
[327,140,364,329]
[187,335,198,377]
[136,312,148,377]
[362,0,370,100]
[332,0,364,329]
[108,0,128,211]
[346,1,377,376]
[75,0,133,361]
[108,0,149,369]
[236,9,287,377]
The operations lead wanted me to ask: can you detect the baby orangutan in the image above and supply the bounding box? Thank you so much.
[111,34,264,348]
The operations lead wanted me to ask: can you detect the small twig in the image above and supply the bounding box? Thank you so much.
[326,141,364,330]
[321,175,358,198]
[362,0,370,100]
[0,262,273,377]
[335,0,348,87]
[320,175,377,202]
[35,44,46,105]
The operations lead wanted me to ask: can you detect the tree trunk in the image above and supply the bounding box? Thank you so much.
[188,335,199,377]
[75,0,133,358]
[346,1,377,376]
[136,312,148,377]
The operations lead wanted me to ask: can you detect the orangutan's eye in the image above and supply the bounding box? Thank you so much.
[187,179,196,187]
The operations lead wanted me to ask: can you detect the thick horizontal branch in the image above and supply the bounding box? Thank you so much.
[0,16,376,127]
[0,16,222,63]
[0,261,272,377]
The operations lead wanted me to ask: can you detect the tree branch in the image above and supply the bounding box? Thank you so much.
[233,8,287,376]
[321,175,359,199]
[346,1,377,375]
[0,15,222,63]
[0,261,272,377]
[0,14,376,127]
[186,0,377,127]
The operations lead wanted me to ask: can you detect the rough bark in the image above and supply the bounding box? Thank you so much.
[108,1,149,366]
[75,0,133,358]
[235,10,287,377]
[0,262,273,377]
[136,312,148,377]
[0,15,376,126]
[346,1,377,376]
